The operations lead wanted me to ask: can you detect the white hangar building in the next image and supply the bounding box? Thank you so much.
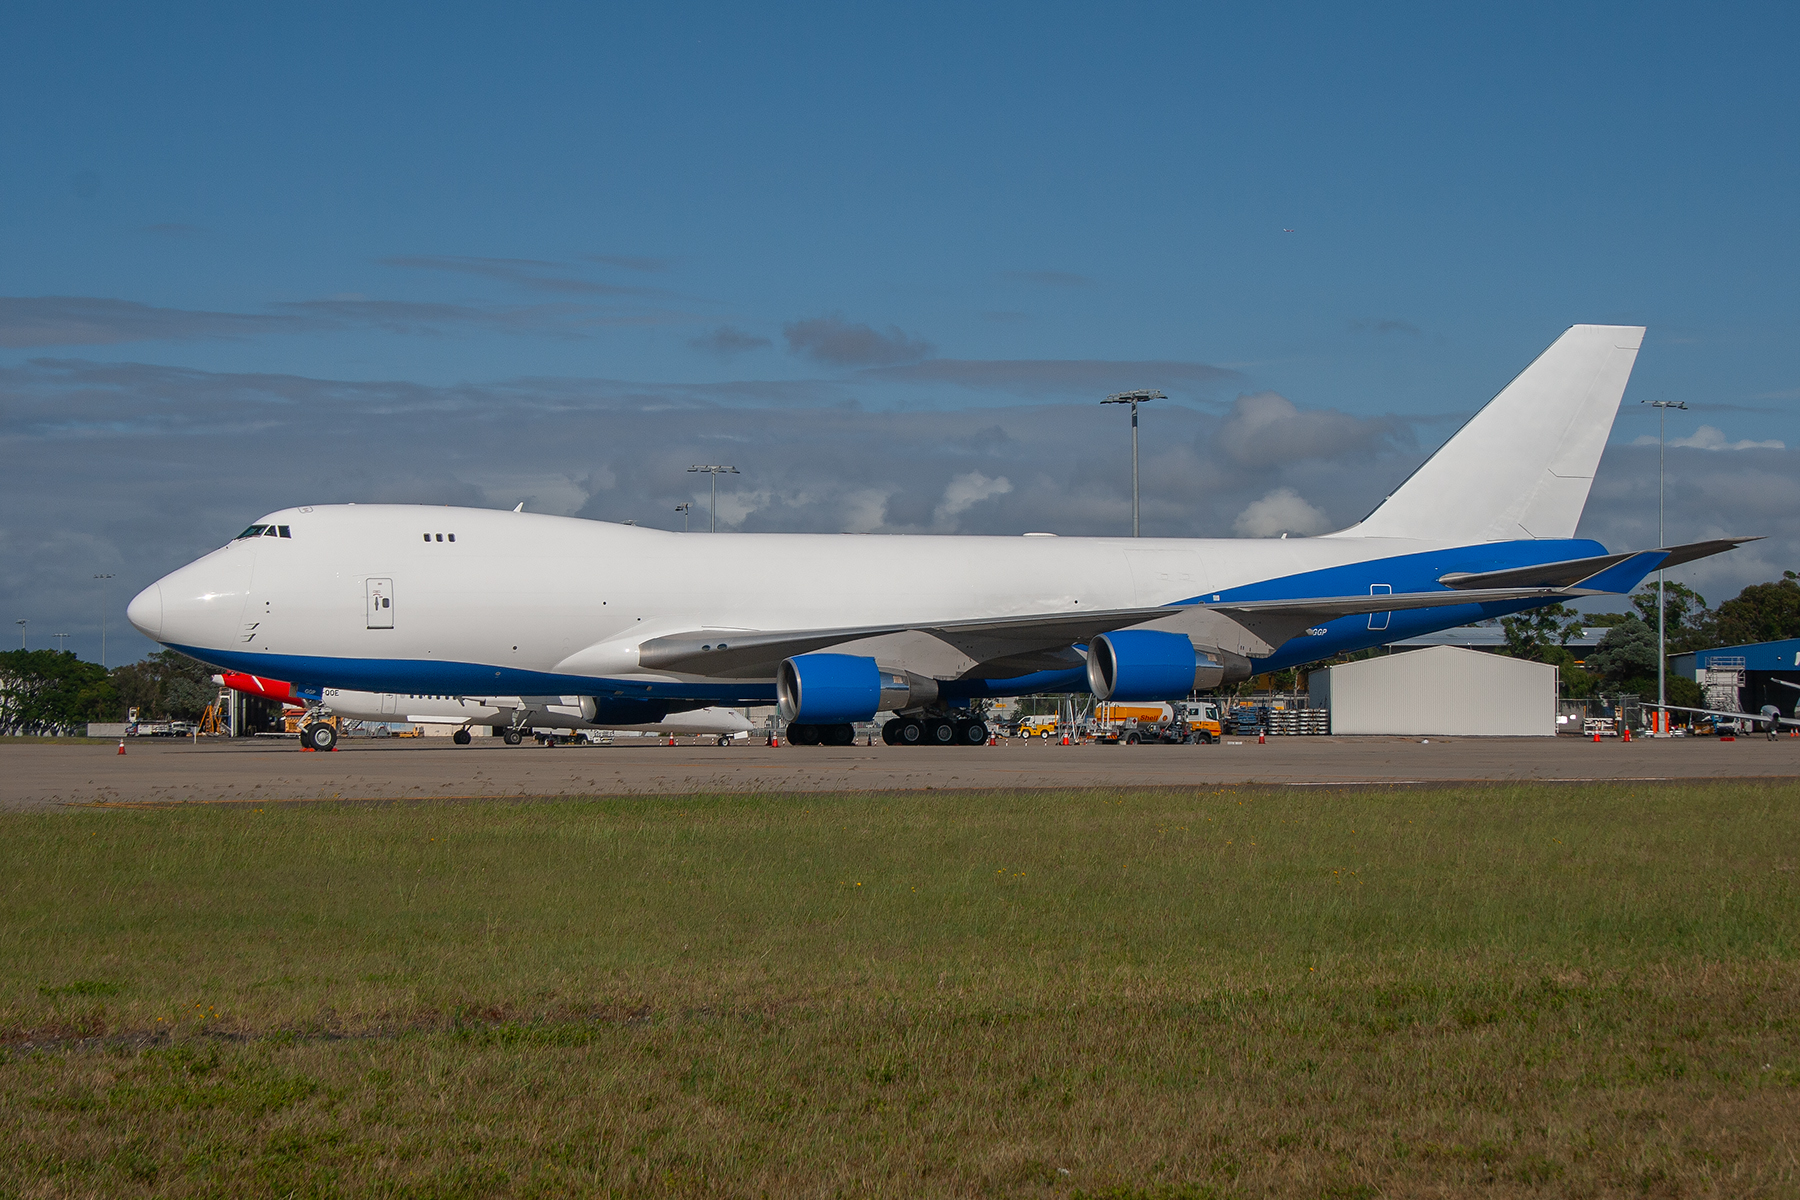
[1308,645,1557,737]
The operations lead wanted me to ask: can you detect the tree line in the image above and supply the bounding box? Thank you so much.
[1495,570,1800,703]
[0,649,217,736]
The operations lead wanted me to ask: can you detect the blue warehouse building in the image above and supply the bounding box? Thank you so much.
[1670,638,1800,714]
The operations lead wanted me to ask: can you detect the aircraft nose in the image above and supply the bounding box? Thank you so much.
[140,547,255,651]
[126,583,163,640]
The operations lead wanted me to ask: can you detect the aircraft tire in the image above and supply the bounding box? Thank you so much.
[502,728,523,746]
[881,720,900,745]
[823,723,856,747]
[786,722,822,746]
[925,719,955,746]
[452,729,472,745]
[958,720,988,745]
[889,718,923,745]
[303,722,338,752]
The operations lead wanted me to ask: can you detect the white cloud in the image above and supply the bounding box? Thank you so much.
[933,472,1013,530]
[1233,488,1331,537]
[1215,391,1402,467]
[1631,425,1785,451]
[839,488,892,534]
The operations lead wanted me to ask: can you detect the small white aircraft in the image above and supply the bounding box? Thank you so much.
[1654,678,1800,740]
[214,672,754,748]
[134,325,1752,752]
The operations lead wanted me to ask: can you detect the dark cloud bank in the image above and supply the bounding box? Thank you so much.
[3,357,1793,663]
[0,294,679,347]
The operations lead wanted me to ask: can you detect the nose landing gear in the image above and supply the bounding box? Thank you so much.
[300,721,338,752]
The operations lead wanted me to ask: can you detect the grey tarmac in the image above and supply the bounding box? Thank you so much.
[2,733,1796,810]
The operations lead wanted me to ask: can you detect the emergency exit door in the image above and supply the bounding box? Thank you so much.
[366,578,394,628]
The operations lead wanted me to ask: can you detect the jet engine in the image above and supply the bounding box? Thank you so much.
[1087,630,1232,701]
[776,653,938,723]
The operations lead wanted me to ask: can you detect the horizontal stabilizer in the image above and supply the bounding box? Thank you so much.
[1438,537,1755,592]
[1655,536,1761,570]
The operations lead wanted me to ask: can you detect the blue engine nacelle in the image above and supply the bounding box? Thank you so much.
[1086,630,1228,701]
[776,654,935,723]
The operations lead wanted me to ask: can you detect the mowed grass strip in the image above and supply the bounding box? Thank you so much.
[2,782,1797,1197]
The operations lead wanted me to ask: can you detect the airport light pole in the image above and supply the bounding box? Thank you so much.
[687,465,738,532]
[53,633,71,654]
[94,574,114,667]
[15,619,24,649]
[1101,390,1165,536]
[1643,399,1688,731]
[674,502,691,532]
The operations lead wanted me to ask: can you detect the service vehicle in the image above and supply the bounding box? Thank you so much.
[1014,714,1063,738]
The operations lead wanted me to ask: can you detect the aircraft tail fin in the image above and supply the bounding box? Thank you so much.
[1335,324,1645,542]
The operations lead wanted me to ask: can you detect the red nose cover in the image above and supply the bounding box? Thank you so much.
[218,672,294,702]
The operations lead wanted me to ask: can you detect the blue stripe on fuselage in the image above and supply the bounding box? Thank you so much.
[1184,538,1613,674]
[165,643,778,708]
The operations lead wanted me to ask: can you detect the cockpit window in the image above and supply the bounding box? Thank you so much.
[235,524,292,540]
[236,525,267,539]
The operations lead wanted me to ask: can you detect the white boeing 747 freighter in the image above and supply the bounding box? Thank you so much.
[130,325,1749,750]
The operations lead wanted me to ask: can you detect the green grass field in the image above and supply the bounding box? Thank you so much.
[3,782,1798,1198]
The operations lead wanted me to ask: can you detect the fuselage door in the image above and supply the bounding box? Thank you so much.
[366,577,395,629]
[1367,583,1392,631]
[380,692,397,714]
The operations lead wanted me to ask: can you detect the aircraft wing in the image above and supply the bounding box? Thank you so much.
[1436,537,1757,591]
[1651,703,1800,728]
[637,585,1586,678]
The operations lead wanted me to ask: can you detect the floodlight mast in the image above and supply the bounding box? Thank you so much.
[674,502,691,532]
[1101,390,1165,536]
[1642,399,1687,732]
[687,465,739,532]
[94,574,114,667]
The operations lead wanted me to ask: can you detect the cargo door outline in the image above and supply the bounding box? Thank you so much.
[1367,583,1392,631]
[366,578,394,629]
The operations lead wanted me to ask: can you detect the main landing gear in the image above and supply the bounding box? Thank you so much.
[452,728,472,745]
[880,716,988,746]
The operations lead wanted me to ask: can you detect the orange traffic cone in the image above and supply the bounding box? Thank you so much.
[117,740,126,755]
[1592,730,1601,742]
[1258,730,1265,744]
[1622,728,1631,742]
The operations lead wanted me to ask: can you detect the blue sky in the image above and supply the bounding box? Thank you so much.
[4,2,1797,662]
